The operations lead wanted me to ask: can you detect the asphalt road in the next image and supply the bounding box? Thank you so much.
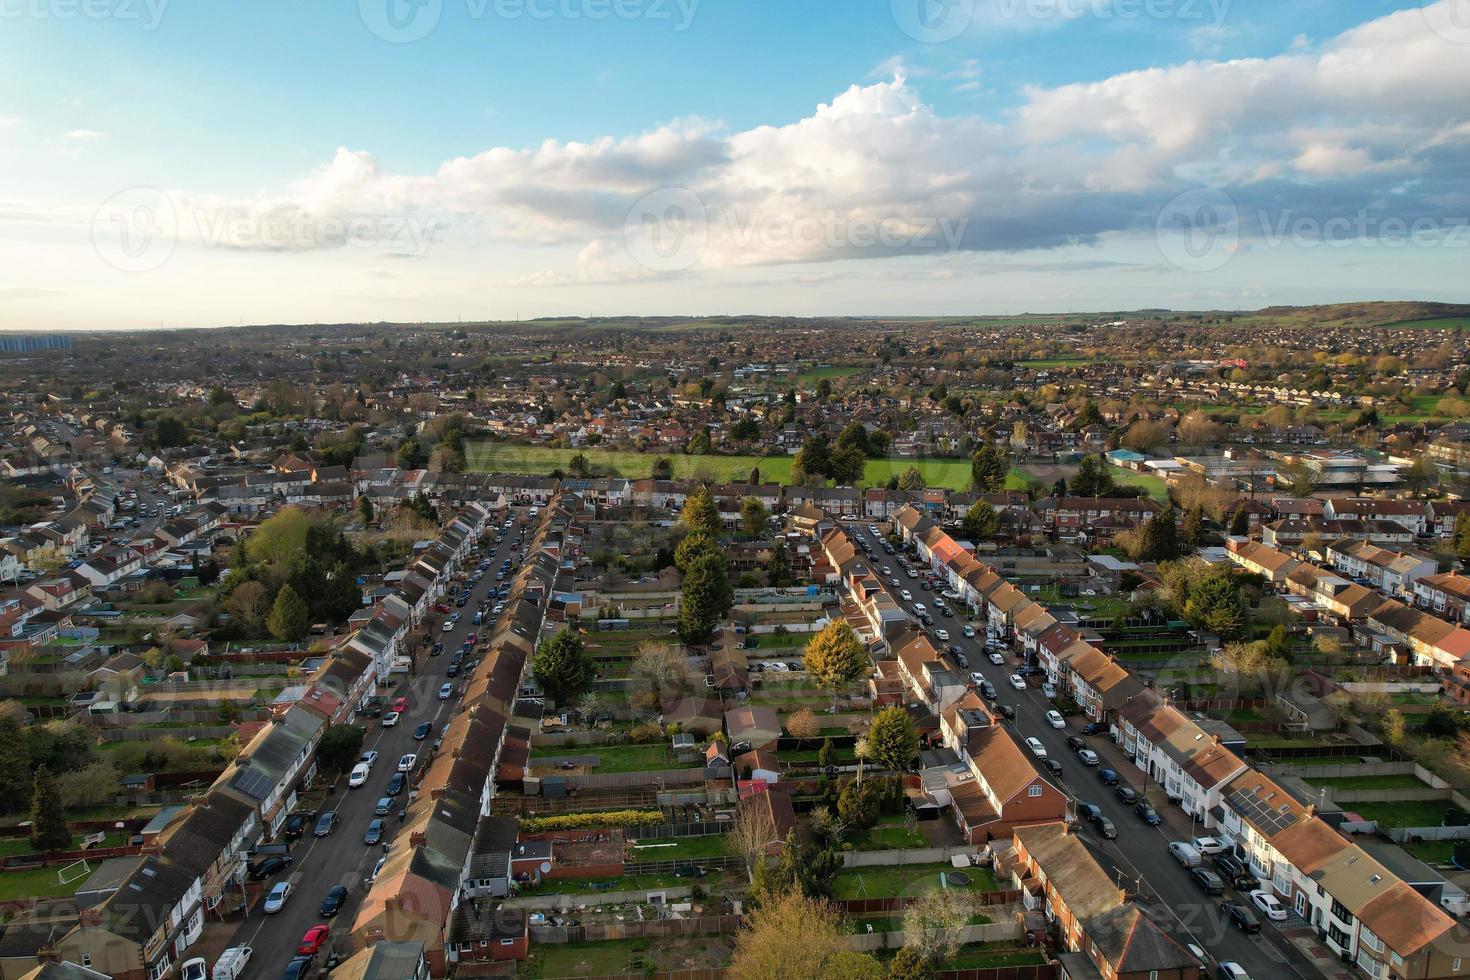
[850,525,1315,980]
[230,509,530,979]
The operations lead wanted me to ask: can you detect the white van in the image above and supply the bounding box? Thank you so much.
[1168,841,1203,868]
[212,945,253,980]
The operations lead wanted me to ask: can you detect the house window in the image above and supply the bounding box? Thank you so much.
[1454,959,1462,973]
[1360,927,1384,954]
[81,955,91,967]
[1028,785,1043,798]
[501,939,517,947]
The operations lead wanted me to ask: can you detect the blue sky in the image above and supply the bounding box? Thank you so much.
[3,0,1469,328]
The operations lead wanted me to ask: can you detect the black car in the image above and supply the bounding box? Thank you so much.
[445,663,460,678]
[283,812,311,841]
[386,772,406,796]
[248,855,292,880]
[1223,902,1262,934]
[319,884,348,917]
[282,956,314,980]
[363,818,385,846]
[1077,802,1103,823]
[1114,786,1139,805]
[979,680,997,700]
[1043,758,1064,776]
[413,722,432,741]
[953,652,968,668]
[1135,801,1162,825]
[1094,816,1117,839]
[1065,735,1086,753]
[1080,721,1108,737]
[996,703,1016,720]
[1213,853,1260,890]
[1191,867,1226,896]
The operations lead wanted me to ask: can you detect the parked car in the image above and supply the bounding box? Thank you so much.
[1097,767,1119,786]
[1135,801,1162,825]
[1248,890,1288,921]
[318,887,346,922]
[1217,963,1249,980]
[282,813,310,841]
[1094,815,1117,839]
[413,722,432,740]
[1212,853,1259,890]
[995,704,1016,720]
[263,881,292,914]
[1043,758,1063,776]
[1080,721,1108,736]
[359,750,379,769]
[1191,867,1226,895]
[348,763,371,788]
[1009,673,1026,690]
[391,696,409,713]
[398,753,417,772]
[935,629,950,642]
[439,682,454,700]
[381,711,400,727]
[1045,709,1065,729]
[979,680,997,700]
[1113,786,1139,805]
[363,818,385,846]
[962,625,975,638]
[1222,902,1261,934]
[1065,735,1086,752]
[180,958,207,980]
[314,810,338,837]
[298,925,330,955]
[281,957,314,980]
[1025,737,1047,758]
[374,796,393,816]
[988,651,1005,665]
[1168,841,1203,868]
[248,855,292,881]
[1041,682,1057,699]
[1192,836,1226,856]
[386,772,406,796]
[1077,749,1099,766]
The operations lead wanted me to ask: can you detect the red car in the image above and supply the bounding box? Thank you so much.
[433,603,451,613]
[298,924,330,955]
[391,696,409,713]
[467,632,478,644]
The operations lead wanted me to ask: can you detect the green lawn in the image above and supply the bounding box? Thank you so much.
[1305,774,1429,791]
[1342,800,1450,829]
[519,937,732,978]
[468,442,981,490]
[851,822,928,850]
[795,365,863,383]
[833,863,998,899]
[0,863,86,903]
[627,834,730,860]
[529,742,689,773]
[945,945,1048,968]
[1384,317,1470,330]
[1018,358,1095,369]
[1403,839,1458,864]
[1107,465,1170,500]
[528,870,727,897]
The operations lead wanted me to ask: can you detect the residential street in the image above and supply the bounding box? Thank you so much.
[229,509,529,978]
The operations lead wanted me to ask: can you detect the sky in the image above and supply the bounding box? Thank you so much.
[3,0,1470,330]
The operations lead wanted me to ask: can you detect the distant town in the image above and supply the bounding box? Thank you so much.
[2,304,1470,980]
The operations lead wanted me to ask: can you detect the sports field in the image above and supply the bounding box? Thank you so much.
[467,442,981,489]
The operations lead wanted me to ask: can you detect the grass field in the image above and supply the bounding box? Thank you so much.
[1340,800,1449,829]
[1305,774,1428,791]
[0,863,85,903]
[469,442,982,490]
[795,365,863,383]
[1384,317,1470,330]
[1018,358,1094,369]
[832,863,998,899]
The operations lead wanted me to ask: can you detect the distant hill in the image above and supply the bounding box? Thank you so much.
[1232,301,1470,330]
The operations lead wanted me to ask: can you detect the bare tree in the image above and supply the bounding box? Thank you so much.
[730,800,777,880]
[901,887,973,964]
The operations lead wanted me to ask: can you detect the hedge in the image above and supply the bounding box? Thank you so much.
[519,809,665,834]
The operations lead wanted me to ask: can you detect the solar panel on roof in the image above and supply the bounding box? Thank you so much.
[1227,786,1299,836]
[231,767,275,800]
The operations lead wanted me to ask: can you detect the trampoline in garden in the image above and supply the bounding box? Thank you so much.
[945,871,971,886]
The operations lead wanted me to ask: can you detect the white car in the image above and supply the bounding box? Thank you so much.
[913,602,927,614]
[1077,749,1099,766]
[1041,682,1057,699]
[382,711,400,727]
[935,629,950,641]
[1009,673,1026,690]
[1218,962,1249,980]
[1025,737,1047,759]
[988,652,1006,665]
[348,762,371,788]
[970,672,985,685]
[900,590,913,602]
[180,958,207,980]
[263,880,291,914]
[1249,890,1288,921]
[962,625,975,638]
[441,621,454,632]
[1046,709,1065,729]
[439,682,454,700]
[1192,836,1226,856]
[398,754,417,772]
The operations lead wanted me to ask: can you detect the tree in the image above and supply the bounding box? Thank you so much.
[828,445,868,485]
[731,418,761,443]
[1183,571,1249,639]
[729,891,881,980]
[1177,412,1224,447]
[1278,459,1317,496]
[730,800,778,879]
[678,550,732,645]
[153,415,189,448]
[741,497,770,538]
[785,707,820,739]
[1382,708,1407,746]
[818,736,835,769]
[886,946,935,980]
[1264,623,1294,661]
[266,584,310,642]
[898,466,926,492]
[356,495,374,525]
[0,717,32,814]
[865,705,919,773]
[1181,504,1205,550]
[767,539,792,588]
[396,438,426,470]
[675,530,720,573]
[901,887,972,965]
[1455,513,1470,563]
[1230,506,1250,537]
[1403,456,1439,496]
[29,767,71,853]
[651,456,673,480]
[316,723,365,774]
[682,485,720,536]
[630,643,693,706]
[56,761,121,810]
[804,620,869,711]
[533,628,596,706]
[1070,454,1115,497]
[837,778,881,830]
[970,443,1008,493]
[793,435,834,485]
[962,501,999,541]
[1121,419,1168,453]
[1135,501,1180,562]
[836,421,872,457]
